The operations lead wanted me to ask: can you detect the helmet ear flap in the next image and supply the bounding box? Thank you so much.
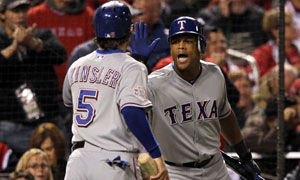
[198,35,206,53]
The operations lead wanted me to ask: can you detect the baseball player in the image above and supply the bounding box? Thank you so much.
[147,16,260,180]
[62,1,169,180]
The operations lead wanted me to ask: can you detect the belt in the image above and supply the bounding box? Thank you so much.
[165,155,214,169]
[71,141,85,152]
[71,141,139,154]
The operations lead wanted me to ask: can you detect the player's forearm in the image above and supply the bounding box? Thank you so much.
[121,106,161,158]
[219,110,243,146]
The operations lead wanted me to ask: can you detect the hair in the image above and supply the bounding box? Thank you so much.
[94,33,131,51]
[16,148,54,180]
[263,8,292,39]
[9,170,35,180]
[228,70,251,83]
[30,123,66,168]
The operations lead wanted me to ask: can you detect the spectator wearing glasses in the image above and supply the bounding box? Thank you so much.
[15,148,53,180]
[30,122,67,180]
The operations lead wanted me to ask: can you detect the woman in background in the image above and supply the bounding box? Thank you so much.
[30,122,67,180]
[16,148,53,180]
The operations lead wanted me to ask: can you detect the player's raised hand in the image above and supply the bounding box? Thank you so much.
[150,157,169,180]
[131,21,160,58]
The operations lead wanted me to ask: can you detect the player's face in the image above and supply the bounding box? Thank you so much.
[26,154,50,180]
[41,137,57,168]
[170,34,201,76]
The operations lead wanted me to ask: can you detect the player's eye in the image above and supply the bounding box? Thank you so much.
[170,39,180,44]
[184,39,196,44]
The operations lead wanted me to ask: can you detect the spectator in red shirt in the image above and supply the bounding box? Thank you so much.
[252,8,300,77]
[28,0,95,90]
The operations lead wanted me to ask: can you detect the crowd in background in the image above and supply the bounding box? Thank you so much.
[1,0,300,179]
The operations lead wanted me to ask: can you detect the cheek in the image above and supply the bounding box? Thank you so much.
[27,168,36,176]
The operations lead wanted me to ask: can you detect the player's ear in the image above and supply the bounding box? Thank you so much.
[130,24,134,34]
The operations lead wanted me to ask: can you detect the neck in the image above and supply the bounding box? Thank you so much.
[176,64,202,82]
[53,0,65,9]
[97,41,128,52]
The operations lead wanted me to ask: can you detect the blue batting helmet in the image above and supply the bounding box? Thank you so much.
[94,1,132,39]
[168,16,206,53]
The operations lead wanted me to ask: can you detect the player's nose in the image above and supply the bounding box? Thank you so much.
[178,40,186,49]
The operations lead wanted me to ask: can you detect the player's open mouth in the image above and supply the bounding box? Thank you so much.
[177,54,188,63]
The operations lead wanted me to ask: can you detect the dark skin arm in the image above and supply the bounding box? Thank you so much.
[220,110,243,146]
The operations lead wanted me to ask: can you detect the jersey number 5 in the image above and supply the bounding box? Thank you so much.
[75,89,98,127]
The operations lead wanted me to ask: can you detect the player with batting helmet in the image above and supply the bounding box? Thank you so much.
[147,16,261,179]
[63,1,169,179]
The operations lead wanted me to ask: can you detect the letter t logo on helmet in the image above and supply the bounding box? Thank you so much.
[178,20,186,30]
[168,16,206,53]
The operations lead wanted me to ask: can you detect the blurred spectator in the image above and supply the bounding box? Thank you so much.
[86,0,133,9]
[67,38,96,67]
[9,170,34,180]
[132,0,170,72]
[247,0,273,10]
[29,0,44,6]
[16,148,53,180]
[228,70,254,128]
[28,0,95,90]
[152,55,172,72]
[252,8,300,77]
[30,123,67,180]
[290,78,300,97]
[0,142,18,173]
[0,0,67,158]
[197,0,267,56]
[286,0,300,40]
[242,95,300,176]
[252,64,298,112]
[204,27,251,74]
[160,0,210,28]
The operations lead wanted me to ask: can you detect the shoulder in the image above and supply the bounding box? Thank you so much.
[85,6,95,15]
[28,2,48,15]
[246,3,264,18]
[124,54,147,70]
[70,51,96,66]
[148,64,173,85]
[201,60,225,80]
[252,43,272,55]
[201,60,222,72]
[152,56,173,72]
[74,39,97,53]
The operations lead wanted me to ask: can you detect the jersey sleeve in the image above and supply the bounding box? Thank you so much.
[117,63,152,110]
[62,72,72,107]
[146,79,155,106]
[219,69,232,119]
